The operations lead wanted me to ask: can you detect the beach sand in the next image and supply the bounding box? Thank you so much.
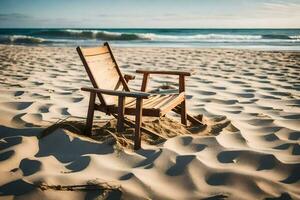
[0,44,299,199]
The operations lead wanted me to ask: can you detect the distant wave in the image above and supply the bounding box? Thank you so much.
[141,33,300,42]
[140,33,262,41]
[33,29,146,40]
[261,34,293,40]
[0,35,53,45]
[0,29,299,46]
[31,29,299,42]
[290,35,300,39]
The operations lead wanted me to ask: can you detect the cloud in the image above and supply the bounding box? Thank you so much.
[260,1,300,17]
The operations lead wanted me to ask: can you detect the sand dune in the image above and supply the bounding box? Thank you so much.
[0,44,299,199]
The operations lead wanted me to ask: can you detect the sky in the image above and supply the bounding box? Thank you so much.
[0,0,300,28]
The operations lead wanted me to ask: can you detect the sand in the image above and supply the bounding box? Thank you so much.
[0,44,299,200]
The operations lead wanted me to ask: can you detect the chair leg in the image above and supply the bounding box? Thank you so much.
[117,96,125,132]
[179,75,187,125]
[85,92,96,136]
[134,98,143,150]
[180,100,187,125]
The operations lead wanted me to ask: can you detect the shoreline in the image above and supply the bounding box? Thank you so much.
[2,43,300,52]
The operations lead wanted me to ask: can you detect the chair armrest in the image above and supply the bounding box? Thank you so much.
[136,70,190,92]
[81,87,150,99]
[136,70,191,76]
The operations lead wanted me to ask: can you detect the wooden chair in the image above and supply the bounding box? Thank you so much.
[77,42,204,150]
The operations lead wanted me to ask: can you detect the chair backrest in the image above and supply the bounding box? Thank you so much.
[77,42,130,106]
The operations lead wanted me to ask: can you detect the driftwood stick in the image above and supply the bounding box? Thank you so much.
[38,183,120,191]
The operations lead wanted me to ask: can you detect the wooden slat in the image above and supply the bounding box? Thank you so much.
[146,95,175,109]
[125,94,162,108]
[84,52,115,64]
[153,94,175,109]
[143,95,167,108]
[78,43,131,106]
[124,94,183,112]
[143,95,167,109]
[85,53,122,105]
[126,95,155,108]
[124,97,136,106]
[94,93,185,117]
[125,98,143,108]
[81,46,109,56]
[160,92,185,116]
[79,46,120,105]
[77,46,106,106]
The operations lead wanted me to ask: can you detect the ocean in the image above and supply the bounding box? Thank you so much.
[0,28,299,50]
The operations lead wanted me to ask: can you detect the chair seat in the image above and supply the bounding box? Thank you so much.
[95,92,185,117]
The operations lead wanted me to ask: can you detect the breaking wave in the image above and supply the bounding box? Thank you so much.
[0,35,53,45]
[33,29,145,41]
[0,29,299,46]
[32,29,300,42]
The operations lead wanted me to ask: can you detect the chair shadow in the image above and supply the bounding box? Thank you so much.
[0,125,42,140]
[36,127,114,164]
